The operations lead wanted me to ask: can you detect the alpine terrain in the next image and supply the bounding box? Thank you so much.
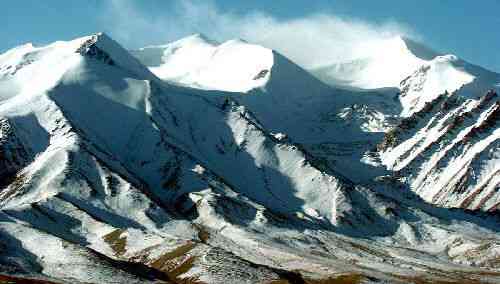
[0,32,498,283]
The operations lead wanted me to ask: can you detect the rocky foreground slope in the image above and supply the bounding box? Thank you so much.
[0,33,498,283]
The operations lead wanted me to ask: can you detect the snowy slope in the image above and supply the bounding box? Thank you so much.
[0,33,499,284]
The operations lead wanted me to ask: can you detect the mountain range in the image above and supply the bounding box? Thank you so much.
[0,32,499,283]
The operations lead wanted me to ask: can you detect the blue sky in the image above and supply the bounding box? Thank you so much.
[1,0,499,72]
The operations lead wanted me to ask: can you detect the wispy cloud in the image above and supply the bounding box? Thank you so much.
[100,0,417,67]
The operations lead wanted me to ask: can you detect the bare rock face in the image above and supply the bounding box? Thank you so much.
[76,34,115,66]
[0,119,31,190]
[379,90,500,212]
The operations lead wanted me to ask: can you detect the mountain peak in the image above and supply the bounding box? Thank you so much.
[185,33,217,44]
[310,36,434,89]
[169,33,219,48]
[367,36,440,62]
[75,32,154,79]
[76,33,114,62]
[310,36,459,90]
[397,36,441,60]
[132,36,274,92]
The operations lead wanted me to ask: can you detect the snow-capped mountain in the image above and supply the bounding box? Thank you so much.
[131,34,272,92]
[296,35,499,213]
[132,33,404,183]
[398,54,500,116]
[0,33,499,284]
[310,36,439,90]
[310,36,500,117]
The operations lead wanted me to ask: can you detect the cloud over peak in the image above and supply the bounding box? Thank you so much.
[101,0,418,68]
